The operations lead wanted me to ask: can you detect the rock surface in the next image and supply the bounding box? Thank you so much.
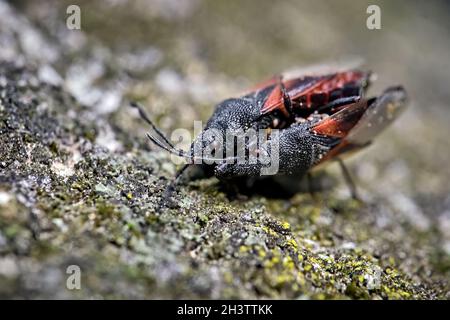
[0,0,449,299]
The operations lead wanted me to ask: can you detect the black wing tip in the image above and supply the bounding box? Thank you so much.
[381,86,408,104]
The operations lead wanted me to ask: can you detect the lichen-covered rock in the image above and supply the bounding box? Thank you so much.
[0,61,447,299]
[0,0,449,299]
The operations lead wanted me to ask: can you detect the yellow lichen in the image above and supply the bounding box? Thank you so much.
[262,226,279,237]
[282,256,295,271]
[285,238,299,252]
[280,221,290,230]
[239,245,249,254]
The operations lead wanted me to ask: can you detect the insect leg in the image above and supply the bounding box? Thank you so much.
[158,163,190,210]
[337,158,360,201]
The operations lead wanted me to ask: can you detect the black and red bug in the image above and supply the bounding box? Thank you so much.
[131,66,407,205]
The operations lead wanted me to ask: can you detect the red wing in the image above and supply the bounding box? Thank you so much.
[311,86,408,163]
[261,75,333,114]
[260,70,368,114]
[242,74,325,106]
[242,59,364,97]
[312,99,371,138]
[346,86,407,145]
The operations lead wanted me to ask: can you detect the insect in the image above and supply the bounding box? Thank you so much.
[132,66,407,205]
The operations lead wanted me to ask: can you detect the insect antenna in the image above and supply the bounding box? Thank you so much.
[131,101,196,160]
[157,163,190,210]
[146,132,192,159]
[146,132,240,163]
[130,102,176,148]
[132,101,239,163]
